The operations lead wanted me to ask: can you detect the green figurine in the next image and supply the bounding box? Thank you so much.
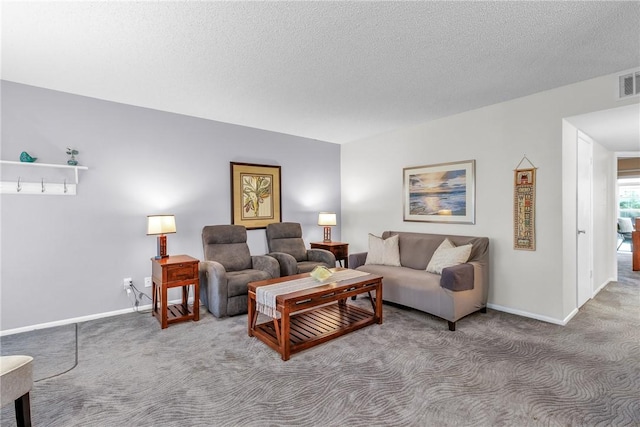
[20,151,37,162]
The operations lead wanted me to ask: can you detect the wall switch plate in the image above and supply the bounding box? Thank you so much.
[144,277,152,288]
[123,277,132,290]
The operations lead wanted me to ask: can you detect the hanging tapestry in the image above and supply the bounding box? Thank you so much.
[514,167,536,250]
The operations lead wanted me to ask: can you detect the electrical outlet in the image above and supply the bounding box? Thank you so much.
[123,277,132,290]
[144,277,152,288]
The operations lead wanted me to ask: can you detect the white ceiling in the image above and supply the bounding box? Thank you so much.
[568,104,640,153]
[2,1,640,145]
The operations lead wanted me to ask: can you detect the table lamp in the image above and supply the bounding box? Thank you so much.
[318,212,337,243]
[147,214,176,259]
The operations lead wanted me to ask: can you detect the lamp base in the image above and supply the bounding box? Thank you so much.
[156,235,169,259]
[323,226,332,243]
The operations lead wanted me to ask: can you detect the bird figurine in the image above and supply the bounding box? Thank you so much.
[19,151,37,162]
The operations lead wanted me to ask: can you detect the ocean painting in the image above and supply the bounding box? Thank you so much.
[409,169,466,215]
[403,160,475,224]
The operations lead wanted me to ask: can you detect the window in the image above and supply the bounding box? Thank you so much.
[619,177,640,217]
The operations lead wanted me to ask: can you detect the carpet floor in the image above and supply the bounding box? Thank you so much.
[2,254,639,426]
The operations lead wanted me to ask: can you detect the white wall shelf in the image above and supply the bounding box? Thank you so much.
[0,160,89,195]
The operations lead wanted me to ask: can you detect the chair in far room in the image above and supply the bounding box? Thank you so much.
[617,217,634,251]
[199,225,280,317]
[266,222,336,276]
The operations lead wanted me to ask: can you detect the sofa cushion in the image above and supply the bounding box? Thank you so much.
[383,231,444,270]
[365,233,401,266]
[426,238,472,274]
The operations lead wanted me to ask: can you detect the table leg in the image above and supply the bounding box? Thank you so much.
[281,308,291,361]
[161,284,168,329]
[193,281,200,321]
[248,292,257,337]
[181,286,188,309]
[152,281,158,315]
[375,282,383,324]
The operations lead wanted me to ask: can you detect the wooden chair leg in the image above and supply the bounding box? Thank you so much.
[448,321,456,331]
[15,392,32,427]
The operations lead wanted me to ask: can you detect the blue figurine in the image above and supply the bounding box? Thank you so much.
[19,151,37,162]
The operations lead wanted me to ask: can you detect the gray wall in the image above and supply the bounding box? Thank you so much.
[0,81,341,331]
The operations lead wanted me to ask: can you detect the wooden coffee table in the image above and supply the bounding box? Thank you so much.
[248,269,383,361]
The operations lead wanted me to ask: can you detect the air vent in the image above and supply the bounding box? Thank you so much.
[619,71,640,98]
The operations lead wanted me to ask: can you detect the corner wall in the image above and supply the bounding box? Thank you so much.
[341,71,639,323]
[0,81,341,331]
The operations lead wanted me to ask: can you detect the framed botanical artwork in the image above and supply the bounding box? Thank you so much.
[403,160,476,224]
[230,162,281,229]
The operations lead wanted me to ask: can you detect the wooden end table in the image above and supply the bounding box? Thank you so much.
[151,254,200,329]
[310,241,349,267]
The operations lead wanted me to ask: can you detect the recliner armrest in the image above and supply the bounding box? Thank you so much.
[307,248,336,267]
[251,255,280,279]
[348,252,368,269]
[267,252,298,277]
[199,260,228,317]
[440,263,474,291]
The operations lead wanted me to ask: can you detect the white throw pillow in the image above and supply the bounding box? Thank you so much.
[365,234,401,266]
[426,238,472,275]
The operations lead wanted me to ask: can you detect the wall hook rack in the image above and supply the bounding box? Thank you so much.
[0,160,88,195]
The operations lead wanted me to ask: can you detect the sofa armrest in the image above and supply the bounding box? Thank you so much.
[307,248,336,267]
[348,252,368,270]
[199,260,228,317]
[267,252,298,277]
[440,263,474,291]
[251,255,280,279]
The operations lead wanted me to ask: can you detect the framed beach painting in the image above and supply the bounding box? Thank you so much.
[230,162,281,229]
[403,160,476,224]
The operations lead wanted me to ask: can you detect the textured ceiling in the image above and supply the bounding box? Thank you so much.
[2,1,640,145]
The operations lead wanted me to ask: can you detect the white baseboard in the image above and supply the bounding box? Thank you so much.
[593,279,613,297]
[0,297,195,336]
[0,305,150,336]
[487,303,577,326]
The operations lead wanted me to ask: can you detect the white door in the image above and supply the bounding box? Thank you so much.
[577,135,593,307]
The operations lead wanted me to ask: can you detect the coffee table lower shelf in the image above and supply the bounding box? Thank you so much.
[252,303,376,357]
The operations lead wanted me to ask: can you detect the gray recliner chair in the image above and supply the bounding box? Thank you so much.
[266,222,336,276]
[200,225,280,317]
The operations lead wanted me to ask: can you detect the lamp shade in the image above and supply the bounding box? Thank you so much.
[147,215,176,235]
[318,212,337,226]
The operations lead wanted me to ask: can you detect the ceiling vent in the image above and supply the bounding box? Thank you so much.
[618,71,640,99]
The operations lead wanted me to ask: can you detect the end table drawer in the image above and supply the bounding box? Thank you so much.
[166,263,197,282]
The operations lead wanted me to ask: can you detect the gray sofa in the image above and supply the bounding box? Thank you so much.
[349,231,490,330]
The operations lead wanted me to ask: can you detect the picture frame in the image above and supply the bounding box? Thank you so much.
[230,162,281,229]
[403,160,476,224]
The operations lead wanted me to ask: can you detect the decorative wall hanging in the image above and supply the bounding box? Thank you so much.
[513,155,537,250]
[231,162,281,229]
[403,160,476,224]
